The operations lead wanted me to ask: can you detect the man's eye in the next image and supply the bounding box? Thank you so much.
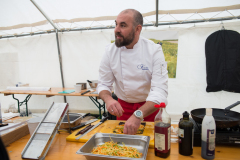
[121,25,125,27]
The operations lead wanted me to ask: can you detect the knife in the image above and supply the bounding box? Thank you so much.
[81,113,91,119]
[75,116,108,140]
[71,118,98,130]
[75,124,94,136]
[81,90,91,95]
[87,80,92,83]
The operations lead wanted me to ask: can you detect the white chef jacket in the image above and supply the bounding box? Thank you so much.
[97,36,168,105]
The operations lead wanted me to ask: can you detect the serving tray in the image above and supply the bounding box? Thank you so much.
[76,133,150,160]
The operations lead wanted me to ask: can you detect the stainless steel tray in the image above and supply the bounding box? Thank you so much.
[60,113,82,128]
[62,113,82,123]
[76,133,150,160]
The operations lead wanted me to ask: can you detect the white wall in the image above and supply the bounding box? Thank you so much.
[167,22,240,116]
[60,31,111,113]
[0,30,111,113]
[0,21,240,117]
[0,34,64,113]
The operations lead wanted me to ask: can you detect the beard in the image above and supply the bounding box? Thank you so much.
[115,29,135,48]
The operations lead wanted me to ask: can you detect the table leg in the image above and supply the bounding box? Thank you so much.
[66,111,71,134]
[102,102,106,114]
[12,95,20,113]
[12,94,32,116]
[89,96,106,119]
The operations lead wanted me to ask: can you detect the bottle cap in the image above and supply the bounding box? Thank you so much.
[206,108,212,116]
[182,111,189,118]
[154,102,166,108]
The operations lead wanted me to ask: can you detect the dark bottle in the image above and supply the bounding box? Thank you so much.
[154,103,171,158]
[178,111,194,156]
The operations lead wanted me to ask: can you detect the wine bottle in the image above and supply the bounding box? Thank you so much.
[178,111,194,156]
[154,102,171,158]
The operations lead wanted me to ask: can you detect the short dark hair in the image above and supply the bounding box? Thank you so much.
[121,9,143,27]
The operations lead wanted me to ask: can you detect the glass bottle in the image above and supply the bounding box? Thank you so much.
[201,108,216,159]
[154,102,171,158]
[178,111,194,156]
[0,102,2,124]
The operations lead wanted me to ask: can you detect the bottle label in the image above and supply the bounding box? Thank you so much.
[155,125,171,152]
[207,129,215,156]
[178,128,184,138]
[192,128,194,148]
[155,133,165,151]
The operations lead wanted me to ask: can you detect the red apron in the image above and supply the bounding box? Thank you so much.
[117,98,159,122]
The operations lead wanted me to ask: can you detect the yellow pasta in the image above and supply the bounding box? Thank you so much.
[91,140,142,158]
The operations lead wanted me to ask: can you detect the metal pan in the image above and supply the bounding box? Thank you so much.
[76,83,87,90]
[76,133,150,160]
[191,101,240,128]
[87,80,98,89]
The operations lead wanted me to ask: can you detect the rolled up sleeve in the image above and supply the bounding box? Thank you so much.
[146,47,168,105]
[97,51,115,94]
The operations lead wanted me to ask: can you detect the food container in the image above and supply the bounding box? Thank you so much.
[87,80,98,89]
[76,83,87,90]
[28,113,83,133]
[60,113,82,128]
[76,133,150,160]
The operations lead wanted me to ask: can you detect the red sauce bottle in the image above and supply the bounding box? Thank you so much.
[154,103,171,158]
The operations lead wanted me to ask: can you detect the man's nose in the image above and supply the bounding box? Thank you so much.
[114,25,120,33]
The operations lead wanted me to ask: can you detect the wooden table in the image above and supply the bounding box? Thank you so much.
[0,87,106,118]
[6,132,240,160]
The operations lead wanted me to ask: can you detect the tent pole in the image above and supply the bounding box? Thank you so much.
[156,0,159,27]
[55,29,67,103]
[1,17,239,39]
[31,0,66,103]
[30,0,60,30]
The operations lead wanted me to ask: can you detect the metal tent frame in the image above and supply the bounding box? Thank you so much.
[1,0,239,107]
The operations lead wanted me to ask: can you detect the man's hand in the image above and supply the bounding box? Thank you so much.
[123,115,141,135]
[106,98,124,117]
[99,90,124,117]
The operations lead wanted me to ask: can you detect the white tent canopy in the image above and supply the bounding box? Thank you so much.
[0,0,240,118]
[0,0,240,38]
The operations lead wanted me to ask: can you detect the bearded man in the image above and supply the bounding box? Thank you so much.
[97,9,168,135]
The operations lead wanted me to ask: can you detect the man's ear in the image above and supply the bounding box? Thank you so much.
[135,25,142,35]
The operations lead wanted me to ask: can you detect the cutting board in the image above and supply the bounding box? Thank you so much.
[66,120,156,148]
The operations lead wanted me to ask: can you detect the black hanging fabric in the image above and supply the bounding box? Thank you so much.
[0,137,9,160]
[205,29,240,93]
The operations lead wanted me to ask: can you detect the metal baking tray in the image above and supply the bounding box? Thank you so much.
[60,113,82,128]
[76,133,150,160]
[62,113,82,123]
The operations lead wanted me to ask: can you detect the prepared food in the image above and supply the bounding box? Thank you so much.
[91,140,142,158]
[113,122,146,134]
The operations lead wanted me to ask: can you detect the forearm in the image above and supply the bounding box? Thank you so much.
[99,90,113,103]
[137,101,158,118]
[99,90,124,117]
